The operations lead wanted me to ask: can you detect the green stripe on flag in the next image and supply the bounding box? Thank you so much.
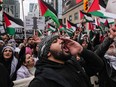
[89,11,107,18]
[44,9,60,27]
[6,27,15,35]
[59,27,66,31]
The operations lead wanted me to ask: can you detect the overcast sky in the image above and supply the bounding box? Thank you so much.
[19,0,38,20]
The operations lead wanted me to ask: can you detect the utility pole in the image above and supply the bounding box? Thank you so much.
[33,15,38,35]
[21,0,26,39]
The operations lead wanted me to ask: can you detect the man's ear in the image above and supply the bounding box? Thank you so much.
[47,52,51,57]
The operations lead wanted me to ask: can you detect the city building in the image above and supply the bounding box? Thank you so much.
[62,0,83,24]
[3,0,20,18]
[62,0,109,25]
[28,3,40,17]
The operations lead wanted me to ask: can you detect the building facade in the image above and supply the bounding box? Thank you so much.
[62,0,83,24]
[62,0,109,25]
[28,3,39,17]
[3,0,20,18]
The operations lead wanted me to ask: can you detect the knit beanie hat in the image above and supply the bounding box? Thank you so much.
[8,39,16,49]
[2,46,14,53]
[38,35,59,60]
[0,40,4,44]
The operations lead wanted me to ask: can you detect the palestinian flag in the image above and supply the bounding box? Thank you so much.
[88,0,106,17]
[38,0,60,27]
[104,19,110,28]
[48,24,56,32]
[80,11,93,22]
[3,12,23,35]
[79,10,84,20]
[66,29,74,37]
[66,20,76,33]
[87,0,100,12]
[100,18,114,25]
[58,25,66,32]
[66,20,77,37]
[88,0,116,19]
[94,17,104,35]
[100,18,114,28]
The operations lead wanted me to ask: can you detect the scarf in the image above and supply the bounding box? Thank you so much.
[10,57,18,78]
[104,54,116,70]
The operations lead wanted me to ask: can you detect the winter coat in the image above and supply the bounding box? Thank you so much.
[16,65,34,80]
[94,37,116,87]
[0,63,9,87]
[29,49,103,87]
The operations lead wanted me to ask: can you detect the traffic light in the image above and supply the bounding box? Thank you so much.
[83,0,88,12]
[0,1,3,11]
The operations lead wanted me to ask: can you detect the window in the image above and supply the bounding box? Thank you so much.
[74,12,78,20]
[69,15,72,21]
[64,18,66,24]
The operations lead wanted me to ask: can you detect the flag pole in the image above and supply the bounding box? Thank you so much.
[21,0,26,39]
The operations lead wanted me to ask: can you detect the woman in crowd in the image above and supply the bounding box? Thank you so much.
[16,47,35,80]
[0,45,19,86]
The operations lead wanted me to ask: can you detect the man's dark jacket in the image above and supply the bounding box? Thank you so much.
[29,49,103,87]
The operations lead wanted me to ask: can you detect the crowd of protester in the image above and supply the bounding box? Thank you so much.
[0,25,116,87]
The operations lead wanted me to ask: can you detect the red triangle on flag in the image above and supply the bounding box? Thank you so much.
[87,0,100,12]
[104,19,110,28]
[104,19,108,26]
[38,0,48,16]
[59,25,62,29]
[3,13,11,27]
[67,20,71,29]
[79,10,84,20]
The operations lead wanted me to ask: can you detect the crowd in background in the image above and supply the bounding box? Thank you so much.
[0,25,116,87]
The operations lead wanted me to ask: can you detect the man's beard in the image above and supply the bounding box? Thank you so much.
[50,50,72,62]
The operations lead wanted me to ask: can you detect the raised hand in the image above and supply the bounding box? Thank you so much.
[61,37,83,56]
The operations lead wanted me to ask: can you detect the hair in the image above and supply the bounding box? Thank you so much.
[38,35,59,60]
[33,43,38,58]
[27,36,33,42]
[19,46,26,65]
